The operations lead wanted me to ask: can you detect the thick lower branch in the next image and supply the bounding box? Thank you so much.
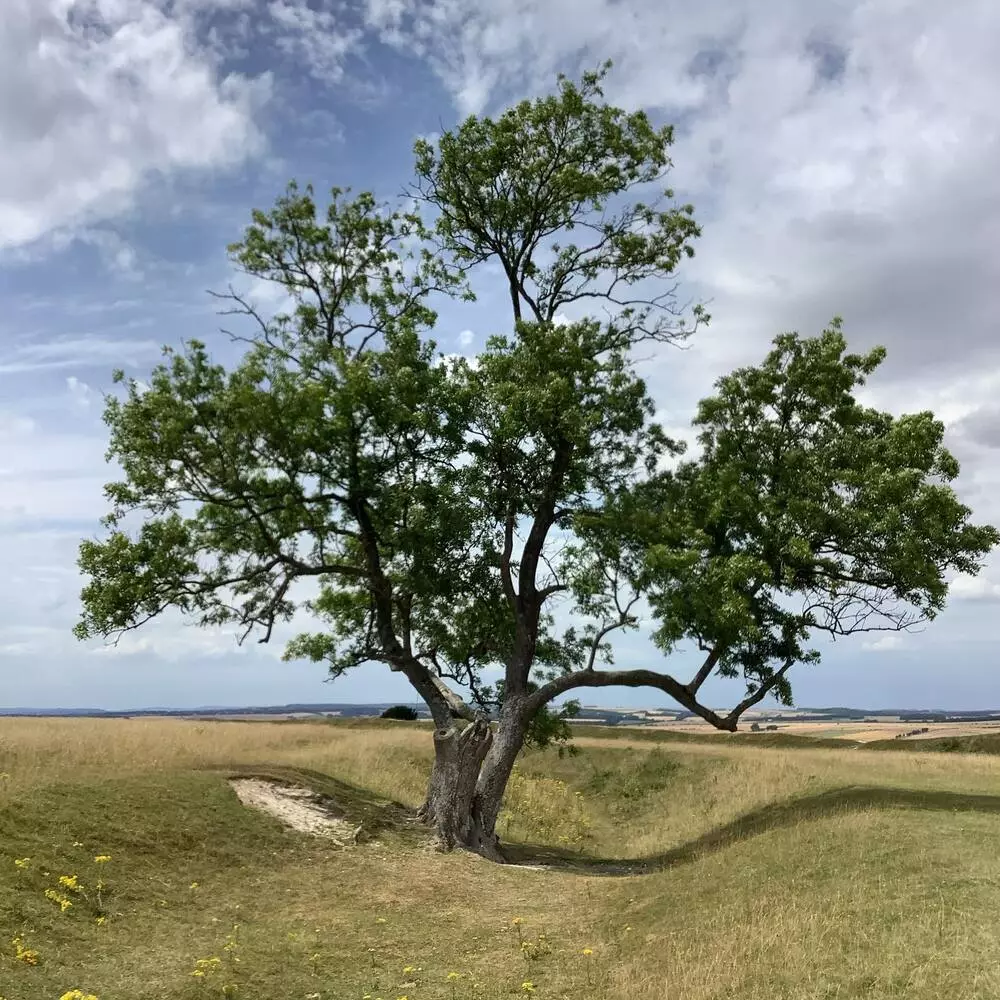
[387,656,476,729]
[526,659,796,732]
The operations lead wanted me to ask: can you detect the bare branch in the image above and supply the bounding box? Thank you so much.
[526,652,796,733]
[426,672,479,722]
[686,647,722,694]
[526,667,736,729]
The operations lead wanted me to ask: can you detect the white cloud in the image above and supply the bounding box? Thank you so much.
[375,1,1000,379]
[3,1,1000,710]
[861,634,906,653]
[0,0,271,251]
[89,623,246,661]
[267,0,363,84]
[0,528,90,659]
[948,573,1000,603]
[375,0,1000,703]
[71,229,140,277]
[66,376,96,411]
[0,336,163,375]
[233,275,297,314]
[389,0,1000,509]
[0,413,36,438]
[0,625,70,657]
[434,352,480,371]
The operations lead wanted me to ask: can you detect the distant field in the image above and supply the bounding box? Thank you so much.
[630,718,1000,742]
[4,716,1000,998]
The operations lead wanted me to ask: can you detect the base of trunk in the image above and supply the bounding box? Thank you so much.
[417,800,507,863]
[417,719,507,862]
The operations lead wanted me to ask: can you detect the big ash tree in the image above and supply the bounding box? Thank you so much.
[75,65,998,860]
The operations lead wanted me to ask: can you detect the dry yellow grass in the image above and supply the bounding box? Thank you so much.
[3,716,1000,999]
[0,716,431,802]
[641,718,1000,742]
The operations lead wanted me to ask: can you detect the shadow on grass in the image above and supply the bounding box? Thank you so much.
[503,784,1000,876]
[203,767,1000,876]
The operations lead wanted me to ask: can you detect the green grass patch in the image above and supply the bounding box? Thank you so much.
[4,718,1000,999]
[571,723,860,750]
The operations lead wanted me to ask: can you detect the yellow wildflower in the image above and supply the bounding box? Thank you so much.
[60,992,99,1000]
[446,971,463,981]
[191,956,222,977]
[13,857,30,869]
[94,855,111,864]
[375,916,387,924]
[59,873,81,892]
[12,935,40,965]
[45,888,73,912]
[96,916,107,926]
[511,916,523,926]
[190,881,200,889]
[521,983,536,993]
[582,947,594,956]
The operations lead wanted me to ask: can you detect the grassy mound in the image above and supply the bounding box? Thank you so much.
[2,718,1000,998]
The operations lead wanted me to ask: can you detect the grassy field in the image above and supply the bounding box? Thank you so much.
[607,718,1000,744]
[3,718,1000,999]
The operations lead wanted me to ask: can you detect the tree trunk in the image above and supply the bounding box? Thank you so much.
[418,706,528,862]
[472,702,528,841]
[418,718,503,861]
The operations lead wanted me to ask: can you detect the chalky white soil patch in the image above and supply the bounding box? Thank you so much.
[229,778,360,843]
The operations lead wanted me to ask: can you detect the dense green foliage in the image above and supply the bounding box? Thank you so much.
[543,322,999,727]
[381,705,419,721]
[75,61,996,779]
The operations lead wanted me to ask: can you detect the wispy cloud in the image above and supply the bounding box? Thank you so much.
[267,0,364,85]
[861,634,906,653]
[0,336,163,375]
[66,376,96,411]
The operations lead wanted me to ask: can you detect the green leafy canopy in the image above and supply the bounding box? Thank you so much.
[75,64,998,738]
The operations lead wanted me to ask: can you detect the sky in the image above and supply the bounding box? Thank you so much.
[2,0,1000,713]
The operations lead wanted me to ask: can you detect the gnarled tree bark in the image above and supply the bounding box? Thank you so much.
[417,702,529,862]
[418,718,502,860]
